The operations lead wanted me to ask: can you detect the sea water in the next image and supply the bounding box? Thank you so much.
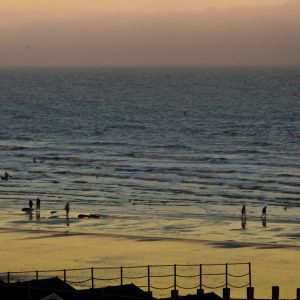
[0,67,299,246]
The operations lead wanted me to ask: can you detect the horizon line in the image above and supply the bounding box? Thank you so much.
[1,64,300,69]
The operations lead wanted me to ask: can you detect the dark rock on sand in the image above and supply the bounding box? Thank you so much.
[88,214,100,219]
[78,214,89,218]
[78,214,100,219]
[21,207,32,212]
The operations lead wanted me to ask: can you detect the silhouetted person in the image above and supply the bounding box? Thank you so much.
[29,200,33,210]
[1,171,11,180]
[65,202,70,217]
[241,205,246,219]
[261,206,267,219]
[36,198,41,211]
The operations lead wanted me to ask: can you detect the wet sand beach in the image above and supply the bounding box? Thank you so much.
[0,210,299,299]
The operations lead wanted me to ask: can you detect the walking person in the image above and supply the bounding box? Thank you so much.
[36,197,41,211]
[241,205,246,219]
[29,200,33,210]
[65,202,70,218]
[261,206,267,219]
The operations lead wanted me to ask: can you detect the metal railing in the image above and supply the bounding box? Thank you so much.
[0,263,251,296]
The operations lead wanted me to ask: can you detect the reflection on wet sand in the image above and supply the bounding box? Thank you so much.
[241,218,246,230]
[240,215,267,228]
[28,210,41,221]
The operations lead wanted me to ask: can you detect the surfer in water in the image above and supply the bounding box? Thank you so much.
[1,171,12,180]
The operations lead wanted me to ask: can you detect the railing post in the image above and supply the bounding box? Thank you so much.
[197,264,204,296]
[91,267,94,289]
[147,265,152,297]
[248,262,252,287]
[7,272,10,284]
[63,269,66,282]
[247,287,254,300]
[147,265,150,292]
[225,263,228,288]
[223,263,230,299]
[171,290,179,299]
[200,264,202,290]
[223,287,230,300]
[36,270,39,280]
[171,264,178,299]
[121,266,123,286]
[272,286,279,300]
[174,264,177,290]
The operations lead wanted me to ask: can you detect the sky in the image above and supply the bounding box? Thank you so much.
[0,0,299,67]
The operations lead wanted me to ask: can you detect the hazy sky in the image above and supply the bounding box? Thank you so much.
[1,0,299,66]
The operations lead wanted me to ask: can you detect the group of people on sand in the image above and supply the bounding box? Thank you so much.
[240,205,268,229]
[27,198,70,218]
[28,198,70,216]
[3,171,71,220]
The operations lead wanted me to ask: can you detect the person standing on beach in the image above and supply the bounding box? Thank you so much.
[241,205,246,219]
[65,202,70,217]
[36,198,41,211]
[261,206,267,219]
[29,200,33,210]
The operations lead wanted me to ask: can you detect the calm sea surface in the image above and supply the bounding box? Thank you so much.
[0,67,299,245]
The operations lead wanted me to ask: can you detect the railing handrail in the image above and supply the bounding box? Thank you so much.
[0,262,252,295]
[0,262,250,275]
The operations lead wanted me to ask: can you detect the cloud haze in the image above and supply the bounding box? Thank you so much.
[0,0,299,66]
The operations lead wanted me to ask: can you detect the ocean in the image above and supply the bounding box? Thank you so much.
[0,67,299,247]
